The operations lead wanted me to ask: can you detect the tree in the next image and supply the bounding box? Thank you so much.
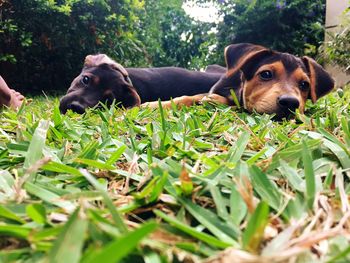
[137,0,215,68]
[0,0,144,94]
[0,0,329,94]
[210,0,326,65]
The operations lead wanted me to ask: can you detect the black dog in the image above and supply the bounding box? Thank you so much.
[59,54,222,113]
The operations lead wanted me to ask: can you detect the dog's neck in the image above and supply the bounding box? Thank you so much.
[237,72,246,108]
[237,86,244,107]
[213,71,245,107]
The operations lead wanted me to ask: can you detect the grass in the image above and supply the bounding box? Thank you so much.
[0,87,350,262]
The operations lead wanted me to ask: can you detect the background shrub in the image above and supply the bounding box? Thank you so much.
[0,0,145,94]
[0,0,328,95]
[209,0,326,65]
[322,15,350,73]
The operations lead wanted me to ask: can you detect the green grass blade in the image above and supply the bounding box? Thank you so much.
[242,201,269,253]
[42,162,83,177]
[105,145,127,166]
[24,182,75,211]
[0,170,15,199]
[154,209,232,249]
[278,160,305,192]
[230,185,247,226]
[209,184,230,220]
[0,205,25,223]
[23,119,50,179]
[302,140,316,209]
[26,203,47,225]
[0,224,32,239]
[227,131,250,163]
[323,139,350,169]
[84,221,157,263]
[180,198,239,244]
[327,245,350,263]
[230,89,241,108]
[75,158,116,170]
[249,166,282,210]
[49,207,88,263]
[80,169,127,233]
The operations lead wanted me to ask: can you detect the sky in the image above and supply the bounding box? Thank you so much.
[182,1,223,23]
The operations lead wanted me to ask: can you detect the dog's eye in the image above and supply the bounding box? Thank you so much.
[299,81,310,91]
[81,76,90,86]
[259,70,273,81]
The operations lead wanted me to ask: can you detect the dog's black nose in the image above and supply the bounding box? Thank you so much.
[277,95,300,111]
[66,102,85,114]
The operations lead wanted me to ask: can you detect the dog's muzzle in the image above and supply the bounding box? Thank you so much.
[276,95,300,117]
[59,95,86,114]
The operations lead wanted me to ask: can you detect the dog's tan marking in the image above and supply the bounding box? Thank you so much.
[141,94,207,109]
[201,94,230,105]
[290,67,310,113]
[244,61,310,114]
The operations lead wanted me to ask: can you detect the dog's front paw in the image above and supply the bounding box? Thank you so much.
[200,94,229,105]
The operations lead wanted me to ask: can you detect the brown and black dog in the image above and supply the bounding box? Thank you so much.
[145,43,335,119]
[59,54,222,114]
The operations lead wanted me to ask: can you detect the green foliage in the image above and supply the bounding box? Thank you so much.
[322,14,350,73]
[0,0,145,94]
[1,0,329,94]
[0,88,350,261]
[0,0,214,93]
[212,0,326,64]
[136,0,216,68]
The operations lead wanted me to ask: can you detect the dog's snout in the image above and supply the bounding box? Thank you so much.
[66,101,86,114]
[277,95,300,111]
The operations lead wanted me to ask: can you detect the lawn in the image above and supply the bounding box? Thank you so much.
[0,87,349,263]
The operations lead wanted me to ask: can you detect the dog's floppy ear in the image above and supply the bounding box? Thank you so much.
[225,44,273,79]
[84,54,129,77]
[103,68,140,108]
[224,43,267,69]
[107,82,141,108]
[120,85,141,108]
[302,56,335,103]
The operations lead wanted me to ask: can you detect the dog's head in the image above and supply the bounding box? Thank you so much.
[211,43,335,119]
[59,54,140,114]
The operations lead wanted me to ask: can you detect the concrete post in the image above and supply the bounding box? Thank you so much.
[325,0,350,87]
